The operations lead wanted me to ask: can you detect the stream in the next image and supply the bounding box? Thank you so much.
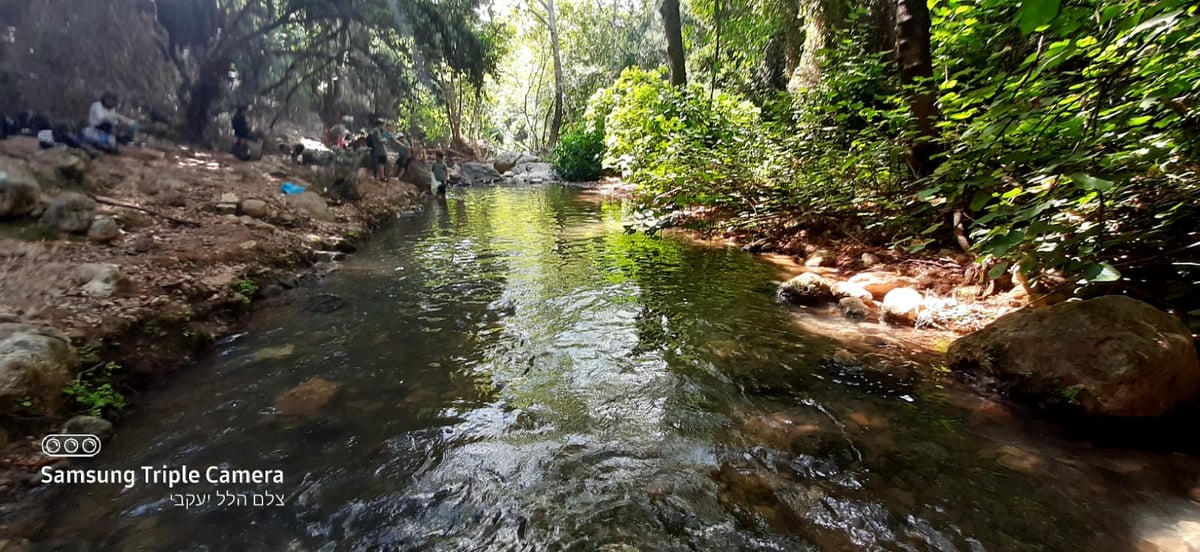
[28,185,1200,551]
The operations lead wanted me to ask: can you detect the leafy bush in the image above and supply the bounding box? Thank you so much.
[63,362,127,417]
[551,125,605,182]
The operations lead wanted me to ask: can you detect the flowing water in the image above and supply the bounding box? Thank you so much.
[30,186,1200,550]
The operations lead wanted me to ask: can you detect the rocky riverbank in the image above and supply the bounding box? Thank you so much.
[0,137,424,494]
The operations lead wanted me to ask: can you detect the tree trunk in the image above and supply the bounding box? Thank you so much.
[794,0,847,89]
[544,0,564,149]
[183,56,229,142]
[660,0,687,87]
[895,0,939,178]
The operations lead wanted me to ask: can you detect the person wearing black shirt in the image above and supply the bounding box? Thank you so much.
[231,106,254,160]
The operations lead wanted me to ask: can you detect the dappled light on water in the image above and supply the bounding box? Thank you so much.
[33,186,1200,550]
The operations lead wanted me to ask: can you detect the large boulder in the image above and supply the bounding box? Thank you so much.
[404,159,433,190]
[506,161,558,184]
[947,295,1200,417]
[40,192,96,233]
[30,148,89,188]
[0,157,42,218]
[459,162,503,186]
[0,323,79,415]
[493,152,540,173]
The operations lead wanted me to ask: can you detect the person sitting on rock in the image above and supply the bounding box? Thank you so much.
[81,92,139,153]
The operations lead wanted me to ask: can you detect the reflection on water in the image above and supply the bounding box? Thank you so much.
[34,186,1200,551]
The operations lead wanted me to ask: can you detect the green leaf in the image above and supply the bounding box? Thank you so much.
[987,261,1011,280]
[1083,262,1121,282]
[1017,0,1061,34]
[1069,173,1114,192]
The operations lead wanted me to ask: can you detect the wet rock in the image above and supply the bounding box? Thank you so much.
[273,377,343,416]
[0,157,42,218]
[40,192,96,233]
[86,215,121,243]
[0,323,78,415]
[76,263,128,297]
[315,251,346,263]
[329,237,357,253]
[239,198,269,218]
[0,539,33,552]
[284,191,332,221]
[778,273,836,305]
[63,415,114,440]
[861,252,881,267]
[838,297,871,320]
[254,344,294,361]
[882,288,924,326]
[741,238,773,253]
[831,281,874,303]
[804,249,833,267]
[848,272,919,299]
[948,295,1200,417]
[459,162,503,186]
[302,293,347,314]
[740,411,830,451]
[262,284,284,298]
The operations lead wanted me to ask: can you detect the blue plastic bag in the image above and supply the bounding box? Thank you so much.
[280,182,305,195]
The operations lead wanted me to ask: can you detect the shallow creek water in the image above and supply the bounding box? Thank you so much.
[30,185,1200,550]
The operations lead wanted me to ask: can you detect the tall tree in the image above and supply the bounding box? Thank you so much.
[895,0,938,178]
[541,0,565,148]
[660,0,687,86]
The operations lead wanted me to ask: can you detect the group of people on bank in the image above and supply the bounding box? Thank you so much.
[2,94,453,195]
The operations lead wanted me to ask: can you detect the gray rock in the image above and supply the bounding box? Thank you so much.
[239,198,269,218]
[0,157,42,218]
[62,415,114,440]
[76,263,128,298]
[87,215,121,243]
[838,297,871,320]
[0,323,78,415]
[458,162,503,186]
[40,192,96,233]
[493,152,540,173]
[284,191,331,221]
[506,161,558,184]
[948,295,1200,417]
[31,148,88,187]
[778,273,837,305]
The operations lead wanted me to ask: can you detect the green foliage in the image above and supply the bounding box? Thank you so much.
[235,278,260,299]
[551,124,606,181]
[63,362,127,417]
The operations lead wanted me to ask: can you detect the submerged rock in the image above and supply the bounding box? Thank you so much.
[947,295,1200,417]
[0,323,78,415]
[778,273,836,305]
[274,377,343,415]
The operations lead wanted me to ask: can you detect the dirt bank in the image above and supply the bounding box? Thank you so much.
[0,137,424,493]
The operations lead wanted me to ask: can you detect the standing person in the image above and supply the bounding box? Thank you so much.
[366,119,389,181]
[230,105,254,160]
[82,92,139,153]
[392,132,413,180]
[430,152,448,196]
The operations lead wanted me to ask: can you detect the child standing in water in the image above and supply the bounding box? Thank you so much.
[430,152,448,196]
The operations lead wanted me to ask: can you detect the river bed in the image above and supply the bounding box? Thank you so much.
[28,185,1200,551]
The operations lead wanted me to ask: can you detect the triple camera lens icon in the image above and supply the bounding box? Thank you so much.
[41,434,102,458]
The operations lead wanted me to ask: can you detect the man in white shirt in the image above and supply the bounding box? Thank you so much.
[81,93,138,153]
